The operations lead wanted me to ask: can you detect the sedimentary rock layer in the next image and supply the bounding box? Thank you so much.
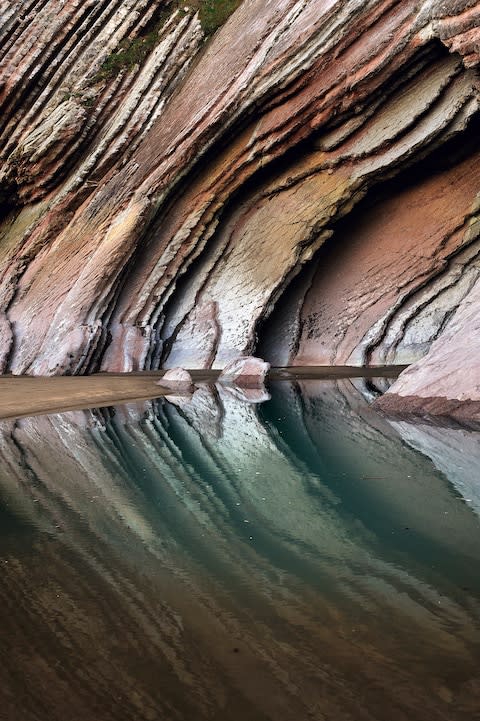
[0,0,479,415]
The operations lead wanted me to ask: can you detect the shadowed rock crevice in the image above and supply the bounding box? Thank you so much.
[256,111,480,367]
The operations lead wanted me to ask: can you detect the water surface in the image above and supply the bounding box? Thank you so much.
[0,378,479,720]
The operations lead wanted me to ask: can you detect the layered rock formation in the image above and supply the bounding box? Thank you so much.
[1,0,479,416]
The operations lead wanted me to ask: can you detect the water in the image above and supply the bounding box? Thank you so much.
[0,378,479,721]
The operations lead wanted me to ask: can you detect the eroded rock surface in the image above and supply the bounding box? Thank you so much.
[159,367,194,390]
[218,356,270,387]
[1,0,480,417]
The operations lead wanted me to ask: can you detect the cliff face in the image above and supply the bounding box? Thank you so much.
[1,1,479,414]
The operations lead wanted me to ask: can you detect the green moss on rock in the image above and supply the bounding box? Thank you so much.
[95,1,243,83]
[95,32,161,81]
[195,0,243,35]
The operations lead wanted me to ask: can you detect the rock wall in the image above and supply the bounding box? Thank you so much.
[0,0,480,415]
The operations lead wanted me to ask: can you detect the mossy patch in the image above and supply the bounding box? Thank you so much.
[94,1,243,83]
[189,0,244,36]
[94,29,164,82]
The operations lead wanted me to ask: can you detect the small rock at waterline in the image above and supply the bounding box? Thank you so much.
[218,356,270,388]
[157,368,193,391]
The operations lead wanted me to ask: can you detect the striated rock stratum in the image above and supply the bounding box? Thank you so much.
[0,0,479,417]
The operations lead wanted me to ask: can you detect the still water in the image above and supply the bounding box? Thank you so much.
[0,378,479,721]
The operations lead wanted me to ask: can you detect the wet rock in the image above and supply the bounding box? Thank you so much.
[157,368,194,392]
[376,271,480,418]
[218,357,270,388]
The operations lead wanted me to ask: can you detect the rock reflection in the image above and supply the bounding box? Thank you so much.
[0,380,479,721]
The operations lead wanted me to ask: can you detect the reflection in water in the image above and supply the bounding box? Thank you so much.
[0,380,479,721]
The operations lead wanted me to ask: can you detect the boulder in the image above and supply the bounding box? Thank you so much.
[157,368,194,392]
[218,357,270,388]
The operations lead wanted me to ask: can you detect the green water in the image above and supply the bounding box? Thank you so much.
[0,378,479,720]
